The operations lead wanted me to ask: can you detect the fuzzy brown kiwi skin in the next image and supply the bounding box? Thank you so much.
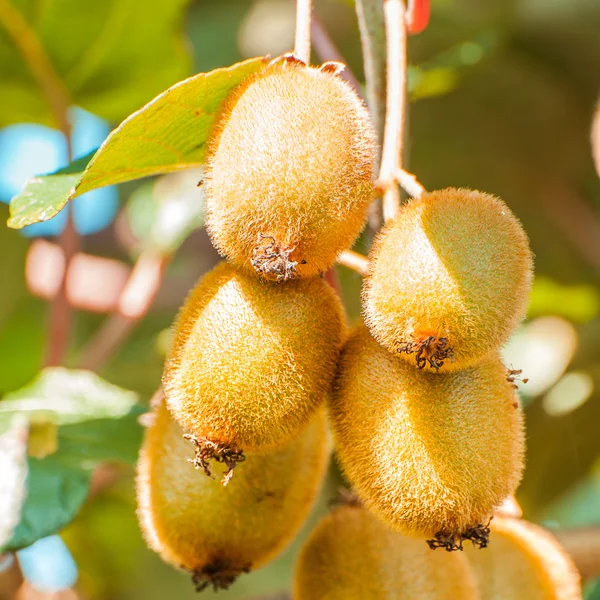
[136,401,331,591]
[294,504,479,599]
[204,57,376,281]
[329,324,525,546]
[162,262,345,475]
[465,517,582,599]
[363,187,534,372]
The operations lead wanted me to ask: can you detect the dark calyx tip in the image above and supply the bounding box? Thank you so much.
[191,561,250,593]
[396,335,454,371]
[427,520,492,552]
[251,234,305,282]
[183,434,246,486]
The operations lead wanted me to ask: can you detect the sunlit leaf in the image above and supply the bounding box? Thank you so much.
[0,368,140,435]
[8,57,267,229]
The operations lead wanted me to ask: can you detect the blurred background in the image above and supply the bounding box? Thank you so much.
[1,0,600,597]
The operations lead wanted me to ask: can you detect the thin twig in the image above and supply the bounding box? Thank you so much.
[380,0,408,223]
[338,250,370,276]
[355,0,386,143]
[394,167,426,198]
[45,124,78,366]
[294,0,312,64]
[45,209,78,366]
[78,252,169,370]
[311,14,363,94]
[0,0,80,366]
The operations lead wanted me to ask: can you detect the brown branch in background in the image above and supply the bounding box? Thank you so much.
[338,250,370,276]
[45,209,79,366]
[311,14,363,95]
[78,252,169,371]
[294,0,312,64]
[555,527,600,582]
[355,0,387,143]
[591,99,600,178]
[0,0,82,366]
[380,0,408,222]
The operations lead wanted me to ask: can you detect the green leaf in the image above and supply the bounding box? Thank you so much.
[0,368,140,435]
[7,152,95,230]
[8,57,267,229]
[125,169,205,255]
[58,414,144,465]
[0,369,145,551]
[0,417,28,549]
[0,0,192,127]
[2,455,91,552]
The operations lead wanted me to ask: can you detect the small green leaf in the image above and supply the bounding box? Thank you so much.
[7,152,95,230]
[126,169,205,255]
[2,456,91,552]
[0,417,28,548]
[8,57,267,229]
[0,368,139,435]
[58,414,144,465]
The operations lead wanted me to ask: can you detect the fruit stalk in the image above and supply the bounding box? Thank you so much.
[294,0,312,64]
[338,250,370,276]
[355,0,386,144]
[380,0,408,222]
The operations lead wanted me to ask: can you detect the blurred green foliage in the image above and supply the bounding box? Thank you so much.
[1,0,600,597]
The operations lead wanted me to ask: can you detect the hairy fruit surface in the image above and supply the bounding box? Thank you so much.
[465,517,582,599]
[162,262,345,458]
[205,58,376,281]
[294,504,479,599]
[329,325,525,546]
[137,401,330,592]
[363,188,533,370]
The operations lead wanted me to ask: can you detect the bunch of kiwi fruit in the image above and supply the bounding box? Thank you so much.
[135,55,582,597]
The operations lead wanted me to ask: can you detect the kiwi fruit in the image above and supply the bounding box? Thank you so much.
[329,324,525,549]
[162,261,345,479]
[465,517,582,599]
[204,56,376,281]
[294,503,479,599]
[363,188,533,371]
[137,400,330,592]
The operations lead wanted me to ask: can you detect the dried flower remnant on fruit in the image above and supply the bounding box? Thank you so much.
[205,58,376,280]
[250,234,306,282]
[364,188,533,371]
[395,335,454,371]
[507,367,528,390]
[427,519,492,552]
[191,561,250,592]
[183,434,245,485]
